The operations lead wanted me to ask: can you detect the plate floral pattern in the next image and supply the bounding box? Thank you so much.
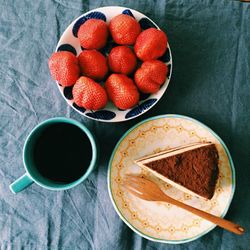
[108,115,235,243]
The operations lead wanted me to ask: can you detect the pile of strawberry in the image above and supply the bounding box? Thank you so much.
[49,14,169,110]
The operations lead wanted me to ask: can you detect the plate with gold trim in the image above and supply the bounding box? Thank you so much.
[108,114,235,244]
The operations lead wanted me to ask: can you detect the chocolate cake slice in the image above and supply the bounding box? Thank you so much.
[135,142,219,199]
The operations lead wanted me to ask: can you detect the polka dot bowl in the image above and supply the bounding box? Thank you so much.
[55,6,173,122]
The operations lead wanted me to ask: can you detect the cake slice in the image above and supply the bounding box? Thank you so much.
[135,142,219,199]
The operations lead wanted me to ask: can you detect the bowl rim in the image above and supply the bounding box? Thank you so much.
[107,114,236,244]
[55,6,173,122]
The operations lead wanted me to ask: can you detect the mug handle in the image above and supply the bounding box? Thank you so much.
[9,174,34,194]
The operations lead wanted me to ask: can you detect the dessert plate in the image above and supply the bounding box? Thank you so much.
[108,114,235,243]
[55,6,172,122]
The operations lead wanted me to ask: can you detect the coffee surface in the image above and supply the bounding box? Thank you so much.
[33,123,92,183]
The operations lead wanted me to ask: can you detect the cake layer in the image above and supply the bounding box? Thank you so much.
[135,143,219,199]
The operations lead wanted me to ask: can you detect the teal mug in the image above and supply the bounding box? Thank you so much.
[9,117,98,194]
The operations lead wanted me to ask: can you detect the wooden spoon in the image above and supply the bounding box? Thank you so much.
[123,175,245,235]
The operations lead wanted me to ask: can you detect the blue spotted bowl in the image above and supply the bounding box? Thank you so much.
[56,6,173,122]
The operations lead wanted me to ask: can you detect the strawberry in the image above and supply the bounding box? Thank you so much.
[78,50,108,81]
[78,19,108,49]
[134,28,168,61]
[134,60,168,93]
[108,46,137,75]
[109,14,141,45]
[48,51,80,86]
[105,74,139,109]
[72,76,108,110]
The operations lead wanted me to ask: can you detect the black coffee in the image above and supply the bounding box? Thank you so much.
[33,123,92,183]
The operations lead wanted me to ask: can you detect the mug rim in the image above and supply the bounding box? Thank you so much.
[23,117,97,190]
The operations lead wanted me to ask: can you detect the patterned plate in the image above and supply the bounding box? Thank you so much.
[108,115,235,243]
[55,6,172,122]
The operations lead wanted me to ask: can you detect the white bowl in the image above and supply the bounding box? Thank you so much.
[55,6,173,122]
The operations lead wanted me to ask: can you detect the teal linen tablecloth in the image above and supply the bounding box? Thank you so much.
[0,0,249,249]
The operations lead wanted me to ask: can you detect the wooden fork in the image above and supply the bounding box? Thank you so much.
[123,176,245,235]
